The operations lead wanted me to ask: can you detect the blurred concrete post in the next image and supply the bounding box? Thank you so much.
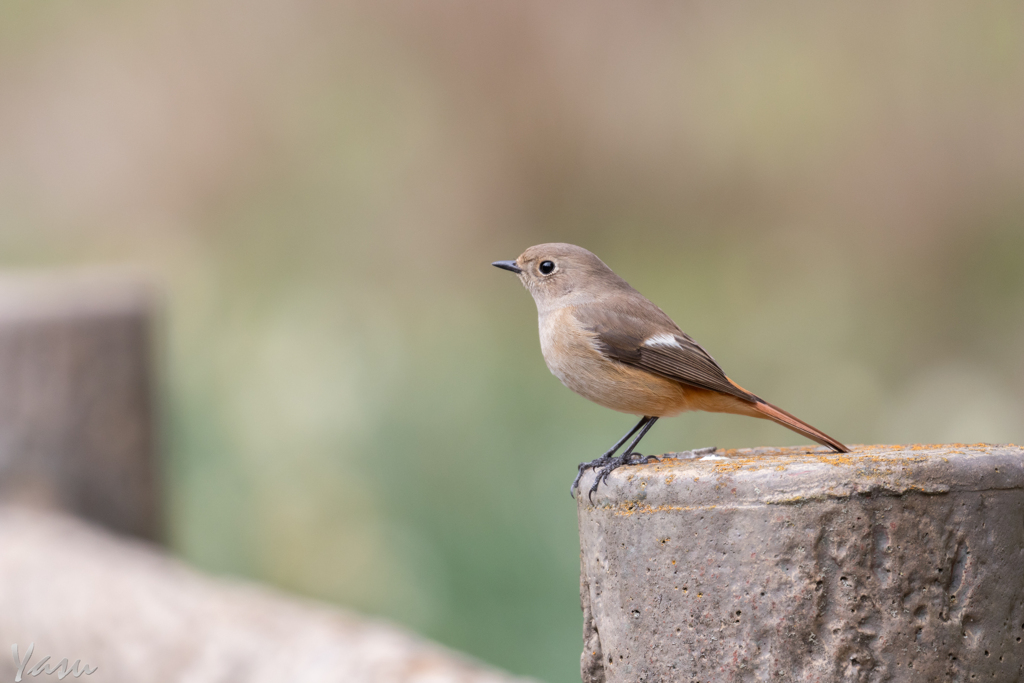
[577,444,1024,682]
[0,271,159,540]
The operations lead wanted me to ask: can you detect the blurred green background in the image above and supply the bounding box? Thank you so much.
[2,1,1023,680]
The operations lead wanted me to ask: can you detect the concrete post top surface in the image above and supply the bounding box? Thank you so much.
[0,269,155,321]
[577,443,1024,509]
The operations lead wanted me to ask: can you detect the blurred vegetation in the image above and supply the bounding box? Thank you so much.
[2,1,1023,680]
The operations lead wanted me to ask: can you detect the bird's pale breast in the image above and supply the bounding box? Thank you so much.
[538,306,695,416]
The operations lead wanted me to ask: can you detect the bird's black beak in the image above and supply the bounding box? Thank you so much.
[492,260,522,274]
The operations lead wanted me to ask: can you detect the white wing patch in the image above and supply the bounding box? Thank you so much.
[643,333,682,349]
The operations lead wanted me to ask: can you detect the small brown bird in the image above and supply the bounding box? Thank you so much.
[493,243,849,498]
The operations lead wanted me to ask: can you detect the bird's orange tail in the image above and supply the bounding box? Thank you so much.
[750,400,849,453]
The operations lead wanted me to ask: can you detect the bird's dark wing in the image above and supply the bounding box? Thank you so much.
[573,304,758,403]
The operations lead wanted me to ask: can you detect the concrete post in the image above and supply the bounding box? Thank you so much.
[577,444,1024,682]
[0,271,159,540]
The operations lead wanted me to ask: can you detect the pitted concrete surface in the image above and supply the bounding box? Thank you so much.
[577,444,1024,682]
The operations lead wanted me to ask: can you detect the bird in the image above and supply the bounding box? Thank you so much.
[492,243,849,499]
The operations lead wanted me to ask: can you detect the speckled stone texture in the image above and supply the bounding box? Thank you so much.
[577,444,1024,683]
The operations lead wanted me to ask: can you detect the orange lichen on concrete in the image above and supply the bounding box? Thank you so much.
[642,444,997,479]
[611,501,724,517]
[582,444,1023,518]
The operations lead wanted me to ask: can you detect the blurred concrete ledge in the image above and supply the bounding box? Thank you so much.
[0,507,534,683]
[577,443,1024,683]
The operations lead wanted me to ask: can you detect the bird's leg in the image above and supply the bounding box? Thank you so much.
[588,417,660,502]
[570,416,651,498]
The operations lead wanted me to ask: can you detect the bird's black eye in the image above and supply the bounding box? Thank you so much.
[539,260,555,275]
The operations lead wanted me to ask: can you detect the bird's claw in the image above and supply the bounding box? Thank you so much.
[582,451,652,503]
[572,448,702,501]
[570,455,612,498]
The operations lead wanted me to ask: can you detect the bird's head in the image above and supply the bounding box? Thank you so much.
[492,243,630,310]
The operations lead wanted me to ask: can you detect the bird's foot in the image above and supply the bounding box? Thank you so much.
[571,451,659,499]
[584,451,658,503]
[570,455,613,498]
